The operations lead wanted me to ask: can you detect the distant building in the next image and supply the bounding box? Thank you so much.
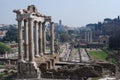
[104,18,112,23]
[54,20,66,32]
[0,30,7,39]
[98,35,109,45]
[86,23,96,31]
[102,16,120,36]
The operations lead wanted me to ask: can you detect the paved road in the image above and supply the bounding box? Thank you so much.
[60,43,71,61]
[69,49,80,62]
[80,49,91,62]
[60,43,91,63]
[68,48,91,63]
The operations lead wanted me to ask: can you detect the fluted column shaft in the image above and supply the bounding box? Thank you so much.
[42,22,46,54]
[17,19,23,61]
[50,22,54,54]
[24,19,29,60]
[28,18,34,62]
[38,22,43,55]
[34,21,39,57]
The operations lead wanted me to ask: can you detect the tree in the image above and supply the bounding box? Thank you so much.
[2,26,18,42]
[109,32,120,49]
[60,33,71,42]
[0,42,11,55]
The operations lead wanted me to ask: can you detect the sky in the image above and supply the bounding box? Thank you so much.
[0,0,120,27]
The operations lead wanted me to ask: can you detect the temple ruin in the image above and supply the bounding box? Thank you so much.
[13,5,116,80]
[85,30,92,43]
[13,5,56,78]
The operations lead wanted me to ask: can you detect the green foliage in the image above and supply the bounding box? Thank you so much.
[109,32,120,49]
[89,50,117,64]
[0,73,4,78]
[0,42,11,54]
[103,49,118,64]
[3,26,18,42]
[60,33,71,42]
[89,51,108,61]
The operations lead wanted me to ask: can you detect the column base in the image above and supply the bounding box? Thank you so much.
[24,58,29,61]
[35,55,40,58]
[40,53,43,56]
[51,51,55,55]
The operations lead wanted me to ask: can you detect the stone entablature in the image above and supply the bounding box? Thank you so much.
[13,5,51,23]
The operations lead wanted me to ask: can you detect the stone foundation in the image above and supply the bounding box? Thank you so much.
[17,61,40,79]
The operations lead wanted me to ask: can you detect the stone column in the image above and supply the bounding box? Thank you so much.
[34,21,39,57]
[38,22,43,56]
[50,22,54,54]
[28,18,34,62]
[85,31,87,42]
[87,31,90,42]
[24,19,29,60]
[42,22,46,54]
[90,31,92,43]
[17,19,24,62]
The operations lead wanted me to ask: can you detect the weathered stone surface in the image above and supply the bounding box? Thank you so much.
[17,62,40,79]
[13,5,55,79]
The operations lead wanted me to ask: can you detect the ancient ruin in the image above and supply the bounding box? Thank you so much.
[85,30,92,43]
[13,5,55,78]
[12,5,116,80]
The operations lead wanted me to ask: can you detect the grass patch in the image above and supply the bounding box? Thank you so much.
[89,51,108,62]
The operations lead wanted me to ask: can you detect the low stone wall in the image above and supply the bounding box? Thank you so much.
[0,59,17,65]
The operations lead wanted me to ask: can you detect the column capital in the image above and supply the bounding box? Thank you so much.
[24,19,27,22]
[34,20,38,24]
[38,21,42,24]
[28,18,33,21]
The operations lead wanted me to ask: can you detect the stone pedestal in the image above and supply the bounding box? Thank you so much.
[17,62,40,79]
